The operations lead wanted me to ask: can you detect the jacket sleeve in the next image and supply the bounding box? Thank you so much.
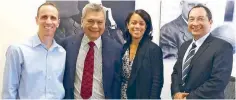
[171,47,182,97]
[149,46,164,99]
[112,46,122,99]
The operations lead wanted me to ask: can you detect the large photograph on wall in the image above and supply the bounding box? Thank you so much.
[48,0,135,44]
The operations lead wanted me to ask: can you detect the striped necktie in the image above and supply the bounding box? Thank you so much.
[182,43,197,86]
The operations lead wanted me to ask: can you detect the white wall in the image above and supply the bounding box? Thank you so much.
[0,0,46,97]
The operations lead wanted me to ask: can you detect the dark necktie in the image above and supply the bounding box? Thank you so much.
[80,41,95,99]
[182,43,197,86]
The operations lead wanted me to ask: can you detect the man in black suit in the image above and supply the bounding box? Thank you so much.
[61,3,121,99]
[171,4,233,99]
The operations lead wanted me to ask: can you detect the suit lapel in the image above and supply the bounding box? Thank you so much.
[128,39,149,87]
[101,36,114,95]
[190,35,214,67]
[69,33,84,85]
[183,35,214,85]
[179,41,192,60]
[179,41,192,85]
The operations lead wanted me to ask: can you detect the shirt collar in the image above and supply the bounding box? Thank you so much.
[51,39,60,49]
[82,34,101,49]
[32,34,59,49]
[192,32,210,47]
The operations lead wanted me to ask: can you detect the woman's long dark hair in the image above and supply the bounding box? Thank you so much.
[124,9,153,45]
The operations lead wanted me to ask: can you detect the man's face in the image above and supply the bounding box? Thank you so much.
[181,0,205,20]
[81,10,105,41]
[188,7,212,40]
[36,5,59,38]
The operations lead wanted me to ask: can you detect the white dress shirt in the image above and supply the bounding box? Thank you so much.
[182,32,211,67]
[74,35,105,99]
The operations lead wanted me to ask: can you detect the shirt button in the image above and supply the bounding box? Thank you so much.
[47,76,51,80]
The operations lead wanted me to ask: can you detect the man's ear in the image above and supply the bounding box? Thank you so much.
[81,19,84,28]
[210,19,213,25]
[57,19,60,28]
[35,16,39,25]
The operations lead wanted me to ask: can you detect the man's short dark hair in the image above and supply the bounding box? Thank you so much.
[188,4,212,21]
[37,2,59,17]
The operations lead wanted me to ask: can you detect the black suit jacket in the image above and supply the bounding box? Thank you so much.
[171,34,233,99]
[60,32,122,99]
[118,38,164,99]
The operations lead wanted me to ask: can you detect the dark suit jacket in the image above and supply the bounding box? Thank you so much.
[160,15,192,59]
[61,32,122,99]
[171,34,233,99]
[119,38,164,99]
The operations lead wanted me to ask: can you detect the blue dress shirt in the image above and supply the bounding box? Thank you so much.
[2,35,66,99]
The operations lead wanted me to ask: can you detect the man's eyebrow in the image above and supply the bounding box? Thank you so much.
[189,16,195,18]
[198,16,205,18]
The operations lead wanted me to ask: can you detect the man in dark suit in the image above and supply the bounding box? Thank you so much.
[160,0,207,59]
[171,4,233,99]
[60,3,122,99]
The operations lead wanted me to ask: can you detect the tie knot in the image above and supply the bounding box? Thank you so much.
[192,43,197,48]
[88,41,95,47]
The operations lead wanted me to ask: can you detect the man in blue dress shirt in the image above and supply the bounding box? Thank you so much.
[2,2,66,99]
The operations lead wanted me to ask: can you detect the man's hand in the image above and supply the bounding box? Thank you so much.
[174,92,189,99]
[183,96,187,99]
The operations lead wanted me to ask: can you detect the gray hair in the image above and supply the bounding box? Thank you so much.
[81,3,106,20]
